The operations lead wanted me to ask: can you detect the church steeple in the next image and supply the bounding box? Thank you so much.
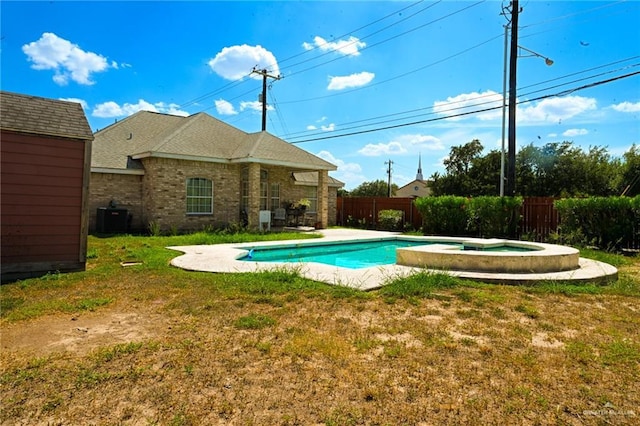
[416,153,424,181]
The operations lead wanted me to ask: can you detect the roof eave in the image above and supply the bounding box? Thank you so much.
[1,127,94,141]
[91,167,145,175]
[229,157,337,171]
[131,152,229,164]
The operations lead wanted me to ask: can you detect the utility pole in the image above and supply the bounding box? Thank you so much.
[385,160,394,197]
[506,0,519,197]
[251,67,281,132]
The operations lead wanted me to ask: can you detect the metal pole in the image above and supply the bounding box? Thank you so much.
[506,0,519,197]
[500,24,508,197]
[261,70,267,131]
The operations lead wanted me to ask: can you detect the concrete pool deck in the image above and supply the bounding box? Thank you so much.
[168,229,618,290]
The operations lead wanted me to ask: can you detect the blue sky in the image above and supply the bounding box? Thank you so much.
[2,1,639,190]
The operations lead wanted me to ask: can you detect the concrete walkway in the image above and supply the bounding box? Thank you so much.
[168,229,618,290]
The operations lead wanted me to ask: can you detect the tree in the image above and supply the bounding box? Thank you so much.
[431,139,490,196]
[621,144,640,196]
[349,179,398,197]
[434,140,624,197]
[337,188,349,197]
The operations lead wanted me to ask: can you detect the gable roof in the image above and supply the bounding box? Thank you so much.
[92,111,336,172]
[0,91,93,141]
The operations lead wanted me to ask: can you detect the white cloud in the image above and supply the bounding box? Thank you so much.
[215,99,237,115]
[59,97,88,110]
[307,124,334,131]
[208,44,279,81]
[92,99,189,118]
[328,72,374,91]
[22,32,115,85]
[302,36,366,56]
[239,100,274,112]
[395,134,443,150]
[611,101,640,113]
[518,96,596,124]
[307,117,334,131]
[433,91,503,121]
[358,141,407,157]
[562,128,588,137]
[316,150,365,189]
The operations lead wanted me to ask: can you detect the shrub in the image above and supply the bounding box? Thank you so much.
[554,196,640,250]
[467,196,522,238]
[377,209,403,231]
[415,196,469,236]
[414,196,522,237]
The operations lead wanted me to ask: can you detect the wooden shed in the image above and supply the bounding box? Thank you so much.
[1,91,94,282]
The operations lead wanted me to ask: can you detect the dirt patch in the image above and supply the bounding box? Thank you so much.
[1,306,169,356]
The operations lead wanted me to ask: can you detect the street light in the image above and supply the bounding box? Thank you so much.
[518,45,554,66]
[499,29,553,196]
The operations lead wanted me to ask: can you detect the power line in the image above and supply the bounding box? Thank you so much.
[276,0,441,74]
[268,0,429,70]
[282,1,485,80]
[176,1,482,111]
[283,59,639,141]
[277,32,503,108]
[176,0,434,110]
[287,70,640,144]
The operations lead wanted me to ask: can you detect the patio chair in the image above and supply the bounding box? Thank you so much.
[273,208,286,226]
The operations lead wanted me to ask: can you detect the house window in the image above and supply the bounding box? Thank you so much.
[270,183,280,209]
[186,177,213,214]
[305,186,318,213]
[241,168,249,211]
[260,182,268,210]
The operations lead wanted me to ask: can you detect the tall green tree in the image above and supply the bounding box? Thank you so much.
[433,140,625,197]
[349,179,398,197]
[431,139,489,196]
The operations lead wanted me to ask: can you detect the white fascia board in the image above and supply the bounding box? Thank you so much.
[131,152,229,164]
[91,167,145,175]
[229,157,337,171]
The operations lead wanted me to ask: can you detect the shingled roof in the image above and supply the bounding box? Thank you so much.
[0,91,93,141]
[92,110,337,172]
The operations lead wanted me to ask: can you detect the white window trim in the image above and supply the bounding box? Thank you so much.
[186,177,213,215]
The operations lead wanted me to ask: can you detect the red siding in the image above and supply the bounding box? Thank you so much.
[1,131,85,265]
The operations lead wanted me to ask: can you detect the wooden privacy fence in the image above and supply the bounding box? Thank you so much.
[519,197,560,240]
[336,196,560,240]
[337,197,423,230]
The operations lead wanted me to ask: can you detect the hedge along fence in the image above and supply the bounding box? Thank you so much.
[554,196,640,250]
[377,209,405,231]
[414,196,523,238]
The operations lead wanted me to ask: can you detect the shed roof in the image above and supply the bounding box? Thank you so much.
[0,91,93,141]
[92,110,336,171]
[293,172,344,188]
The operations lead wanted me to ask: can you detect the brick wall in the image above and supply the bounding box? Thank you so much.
[142,157,242,233]
[89,172,144,232]
[90,158,339,233]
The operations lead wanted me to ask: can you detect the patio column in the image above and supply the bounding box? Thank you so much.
[317,169,328,229]
[247,162,260,229]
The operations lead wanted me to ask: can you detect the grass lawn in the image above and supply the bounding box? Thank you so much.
[1,231,639,425]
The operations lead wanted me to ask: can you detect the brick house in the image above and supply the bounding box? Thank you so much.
[89,111,343,233]
[1,91,93,282]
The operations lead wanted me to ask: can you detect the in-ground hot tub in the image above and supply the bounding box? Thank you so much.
[396,238,579,274]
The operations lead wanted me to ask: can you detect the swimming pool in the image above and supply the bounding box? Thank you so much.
[240,237,535,269]
[168,229,618,289]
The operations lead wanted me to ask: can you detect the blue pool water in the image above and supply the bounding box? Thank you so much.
[241,239,459,269]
